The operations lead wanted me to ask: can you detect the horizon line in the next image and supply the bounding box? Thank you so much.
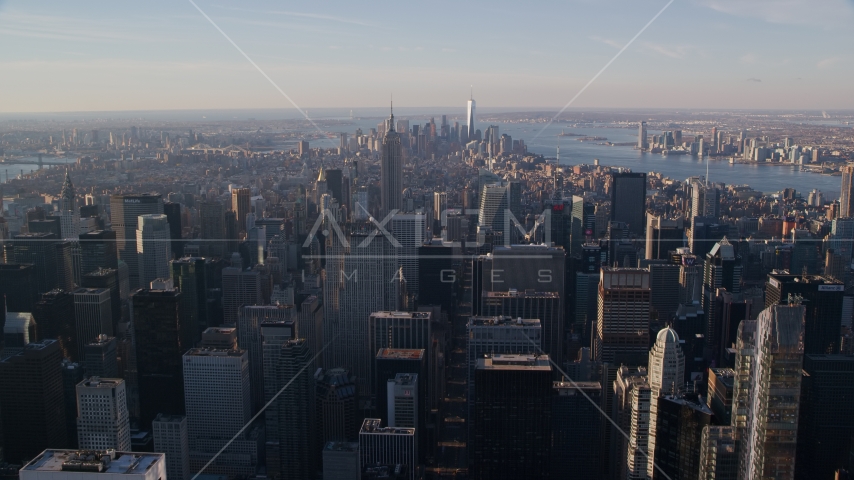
[2,106,854,117]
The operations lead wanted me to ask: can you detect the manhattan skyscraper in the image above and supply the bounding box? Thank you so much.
[380,105,403,217]
[467,93,477,139]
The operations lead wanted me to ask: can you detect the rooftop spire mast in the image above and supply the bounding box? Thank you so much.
[389,95,394,131]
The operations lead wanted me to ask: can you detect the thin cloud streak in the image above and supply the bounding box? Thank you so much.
[0,11,157,43]
[642,42,692,59]
[212,5,379,28]
[589,35,623,49]
[817,57,841,68]
[699,0,854,27]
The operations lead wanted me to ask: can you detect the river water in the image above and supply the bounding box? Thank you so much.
[499,122,842,199]
[0,156,76,184]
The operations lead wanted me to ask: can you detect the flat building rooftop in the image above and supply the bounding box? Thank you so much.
[376,349,425,360]
[360,418,415,436]
[477,354,552,371]
[21,450,164,475]
[468,316,541,328]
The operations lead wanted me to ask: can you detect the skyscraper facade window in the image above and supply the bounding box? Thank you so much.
[73,288,114,357]
[109,193,163,289]
[734,303,805,480]
[183,347,257,477]
[152,414,190,480]
[136,214,172,287]
[76,377,131,451]
[593,268,651,364]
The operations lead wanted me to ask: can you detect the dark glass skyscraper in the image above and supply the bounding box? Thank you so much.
[610,172,646,236]
[171,257,208,343]
[471,354,552,480]
[765,273,844,355]
[552,380,602,479]
[315,367,359,444]
[79,230,118,275]
[84,334,118,378]
[27,218,61,238]
[61,360,84,449]
[325,168,343,206]
[797,354,854,480]
[278,338,316,479]
[653,393,714,480]
[570,196,595,257]
[0,340,67,464]
[163,201,183,258]
[0,264,37,312]
[199,201,225,257]
[417,240,455,313]
[10,232,59,294]
[645,214,684,260]
[132,288,185,428]
[32,289,77,360]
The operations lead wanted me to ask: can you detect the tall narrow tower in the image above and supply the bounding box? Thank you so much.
[638,121,648,150]
[279,339,317,479]
[734,303,805,480]
[467,89,477,139]
[380,104,403,217]
[646,327,685,478]
[59,169,80,240]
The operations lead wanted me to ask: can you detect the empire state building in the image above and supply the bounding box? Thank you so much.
[381,105,403,216]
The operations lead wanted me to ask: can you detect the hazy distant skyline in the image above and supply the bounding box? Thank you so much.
[2,0,853,113]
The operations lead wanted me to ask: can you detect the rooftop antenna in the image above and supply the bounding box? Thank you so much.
[557,135,561,165]
[470,85,473,100]
[389,94,394,131]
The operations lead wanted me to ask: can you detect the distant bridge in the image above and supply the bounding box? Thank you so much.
[0,159,72,166]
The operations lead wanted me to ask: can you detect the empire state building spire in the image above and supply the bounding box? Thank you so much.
[381,98,402,216]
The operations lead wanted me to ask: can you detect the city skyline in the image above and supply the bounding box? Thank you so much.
[2,0,854,113]
[4,2,854,478]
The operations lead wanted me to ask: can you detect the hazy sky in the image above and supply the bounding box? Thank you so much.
[1,0,853,113]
